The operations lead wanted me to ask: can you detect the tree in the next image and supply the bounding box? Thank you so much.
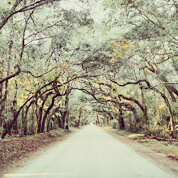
[1,0,177,139]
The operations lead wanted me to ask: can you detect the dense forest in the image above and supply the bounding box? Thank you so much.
[0,0,177,139]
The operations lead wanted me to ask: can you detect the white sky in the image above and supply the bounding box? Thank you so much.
[60,0,106,24]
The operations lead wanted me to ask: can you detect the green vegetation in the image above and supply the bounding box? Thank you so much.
[0,0,177,139]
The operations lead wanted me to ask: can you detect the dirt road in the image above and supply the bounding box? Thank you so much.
[4,124,174,178]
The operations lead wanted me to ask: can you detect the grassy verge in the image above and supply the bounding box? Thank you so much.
[103,126,178,161]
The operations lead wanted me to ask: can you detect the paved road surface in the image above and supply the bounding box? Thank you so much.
[4,124,173,178]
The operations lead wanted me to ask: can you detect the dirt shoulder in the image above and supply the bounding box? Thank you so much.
[0,128,79,177]
[102,127,178,178]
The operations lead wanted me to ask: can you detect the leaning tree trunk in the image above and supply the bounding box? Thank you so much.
[23,101,35,135]
[41,94,61,132]
[37,92,53,133]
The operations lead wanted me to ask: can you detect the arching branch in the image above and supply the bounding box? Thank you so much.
[0,65,21,84]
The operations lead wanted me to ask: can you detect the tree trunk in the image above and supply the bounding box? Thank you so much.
[0,82,3,128]
[60,85,72,129]
[132,108,140,131]
[23,101,34,135]
[23,107,28,135]
[37,92,53,132]
[57,116,62,128]
[30,104,35,134]
[97,115,100,125]
[37,107,43,133]
[35,101,39,134]
[3,35,14,136]
[118,105,125,130]
[21,107,25,136]
[41,94,60,132]
[107,117,110,126]
[117,94,148,124]
[12,100,18,134]
[157,92,176,138]
[61,115,65,129]
[47,118,51,132]
[161,76,178,101]
[140,88,148,124]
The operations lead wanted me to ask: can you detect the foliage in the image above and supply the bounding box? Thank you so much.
[110,119,118,129]
[0,0,177,139]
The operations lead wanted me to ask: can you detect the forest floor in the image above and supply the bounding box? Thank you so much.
[103,126,178,177]
[0,128,79,177]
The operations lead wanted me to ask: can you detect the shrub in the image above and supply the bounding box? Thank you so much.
[143,124,172,138]
[110,119,118,129]
[48,129,64,137]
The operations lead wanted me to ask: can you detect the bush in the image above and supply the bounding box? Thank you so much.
[143,124,172,138]
[48,129,64,137]
[110,119,118,129]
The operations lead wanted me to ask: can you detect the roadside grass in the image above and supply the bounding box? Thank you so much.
[0,128,75,142]
[103,126,178,161]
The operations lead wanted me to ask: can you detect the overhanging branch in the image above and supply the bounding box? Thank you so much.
[0,65,21,84]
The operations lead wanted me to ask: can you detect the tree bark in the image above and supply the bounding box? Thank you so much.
[140,88,148,124]
[0,82,4,128]
[41,93,61,132]
[107,117,110,126]
[12,100,18,134]
[118,104,125,130]
[23,101,35,135]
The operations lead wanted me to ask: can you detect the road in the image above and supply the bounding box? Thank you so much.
[4,124,173,178]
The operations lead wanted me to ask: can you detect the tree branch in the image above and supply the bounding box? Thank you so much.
[109,79,151,87]
[21,66,59,78]
[0,65,21,84]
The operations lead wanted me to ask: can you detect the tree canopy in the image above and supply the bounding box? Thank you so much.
[0,0,177,139]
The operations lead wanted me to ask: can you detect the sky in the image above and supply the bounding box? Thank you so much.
[60,0,106,24]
